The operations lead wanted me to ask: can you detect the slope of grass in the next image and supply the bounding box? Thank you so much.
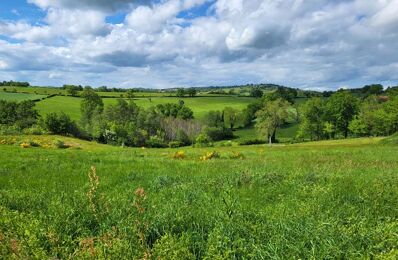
[0,137,397,258]
[0,92,47,102]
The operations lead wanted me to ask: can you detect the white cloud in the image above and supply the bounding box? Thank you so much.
[1,0,398,89]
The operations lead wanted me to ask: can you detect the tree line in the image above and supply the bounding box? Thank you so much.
[1,85,397,147]
[0,81,30,87]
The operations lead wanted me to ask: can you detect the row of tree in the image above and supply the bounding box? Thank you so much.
[298,92,398,140]
[0,81,30,87]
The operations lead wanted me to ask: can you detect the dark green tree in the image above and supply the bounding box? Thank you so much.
[325,91,359,138]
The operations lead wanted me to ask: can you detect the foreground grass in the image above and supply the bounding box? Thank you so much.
[0,137,397,258]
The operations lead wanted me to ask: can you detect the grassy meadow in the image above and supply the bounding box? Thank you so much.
[0,92,47,102]
[35,95,255,121]
[0,135,397,258]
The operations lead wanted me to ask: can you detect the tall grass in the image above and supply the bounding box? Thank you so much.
[0,138,397,258]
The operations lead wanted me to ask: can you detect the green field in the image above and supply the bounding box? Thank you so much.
[35,96,255,121]
[0,92,47,102]
[0,136,396,258]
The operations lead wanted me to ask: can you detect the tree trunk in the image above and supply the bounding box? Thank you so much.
[269,135,272,146]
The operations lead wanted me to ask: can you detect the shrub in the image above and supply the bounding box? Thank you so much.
[43,112,80,137]
[53,140,70,149]
[23,126,44,135]
[203,127,233,141]
[169,141,184,148]
[20,142,31,148]
[194,133,213,147]
[176,129,190,145]
[147,135,166,148]
[173,151,186,159]
[200,151,220,161]
[238,139,266,146]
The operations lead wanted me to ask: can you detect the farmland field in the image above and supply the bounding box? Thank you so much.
[0,136,397,258]
[0,92,47,102]
[35,95,255,120]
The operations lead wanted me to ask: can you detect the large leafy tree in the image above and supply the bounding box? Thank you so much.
[255,98,290,145]
[325,91,359,138]
[297,97,325,140]
[80,87,104,131]
[223,107,240,130]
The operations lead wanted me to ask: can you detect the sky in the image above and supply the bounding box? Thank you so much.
[0,0,398,90]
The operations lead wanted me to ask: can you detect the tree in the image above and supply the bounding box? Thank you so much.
[362,84,383,96]
[255,98,290,145]
[126,89,135,99]
[204,110,224,128]
[241,100,262,127]
[176,88,185,98]
[297,97,325,140]
[66,86,78,97]
[0,100,38,129]
[177,106,194,120]
[80,88,104,131]
[250,87,263,98]
[223,107,240,130]
[325,91,359,138]
[186,88,197,97]
[44,112,79,136]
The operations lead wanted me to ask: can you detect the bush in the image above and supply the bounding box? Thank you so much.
[53,140,70,149]
[147,135,167,148]
[43,112,80,137]
[176,129,190,145]
[200,151,220,161]
[194,133,213,147]
[203,127,233,141]
[172,151,186,159]
[169,141,184,148]
[238,139,266,146]
[23,126,44,135]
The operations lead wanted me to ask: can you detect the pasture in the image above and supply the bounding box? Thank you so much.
[0,92,47,102]
[35,95,255,121]
[0,136,397,258]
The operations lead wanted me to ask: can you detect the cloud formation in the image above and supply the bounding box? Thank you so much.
[0,0,398,89]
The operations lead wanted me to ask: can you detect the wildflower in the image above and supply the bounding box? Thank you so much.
[200,151,220,161]
[20,142,30,148]
[173,151,185,159]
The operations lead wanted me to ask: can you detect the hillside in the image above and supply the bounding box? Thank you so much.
[0,136,396,258]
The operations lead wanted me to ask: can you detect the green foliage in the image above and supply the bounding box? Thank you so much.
[223,107,240,130]
[0,100,38,129]
[43,112,79,136]
[80,88,104,131]
[152,233,194,259]
[0,80,30,87]
[195,133,213,147]
[325,91,359,138]
[297,97,325,140]
[255,98,291,144]
[147,135,167,148]
[250,87,263,98]
[53,139,70,148]
[203,127,233,141]
[186,88,197,97]
[176,88,186,98]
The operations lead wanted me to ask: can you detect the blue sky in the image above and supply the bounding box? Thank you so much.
[0,0,398,89]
